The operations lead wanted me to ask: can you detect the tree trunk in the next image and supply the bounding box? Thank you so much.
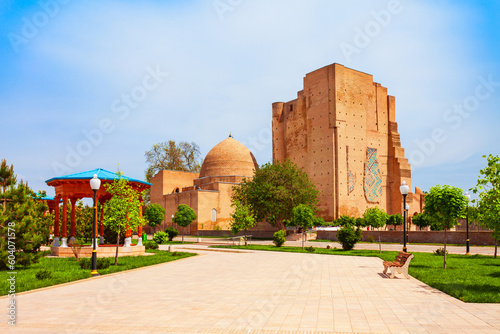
[495,239,498,259]
[378,228,381,254]
[244,229,248,246]
[443,228,447,269]
[115,233,119,266]
[302,231,305,250]
[182,226,184,243]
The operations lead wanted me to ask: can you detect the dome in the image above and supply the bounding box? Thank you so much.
[199,136,258,179]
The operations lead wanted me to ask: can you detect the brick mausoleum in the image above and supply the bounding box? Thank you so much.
[151,63,423,234]
[272,63,423,220]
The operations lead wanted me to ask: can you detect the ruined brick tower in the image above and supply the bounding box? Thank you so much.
[272,63,423,220]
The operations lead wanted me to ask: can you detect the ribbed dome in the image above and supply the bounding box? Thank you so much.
[199,137,258,179]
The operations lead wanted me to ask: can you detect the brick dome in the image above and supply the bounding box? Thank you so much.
[199,136,258,179]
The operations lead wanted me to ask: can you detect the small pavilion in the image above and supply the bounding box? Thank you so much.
[46,168,151,256]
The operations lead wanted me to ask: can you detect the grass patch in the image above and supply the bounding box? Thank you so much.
[0,250,196,296]
[213,245,500,303]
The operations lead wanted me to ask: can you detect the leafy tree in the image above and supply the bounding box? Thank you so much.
[103,171,146,265]
[363,207,387,253]
[334,215,355,227]
[354,217,367,228]
[411,213,432,231]
[172,204,197,243]
[289,204,315,249]
[472,154,500,258]
[424,184,468,268]
[145,203,165,233]
[230,201,256,246]
[386,213,403,230]
[0,176,52,269]
[0,159,16,211]
[232,160,319,231]
[144,140,201,182]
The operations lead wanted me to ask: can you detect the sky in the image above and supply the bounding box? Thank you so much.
[0,0,499,200]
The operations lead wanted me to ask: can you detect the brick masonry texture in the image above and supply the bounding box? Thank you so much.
[273,63,424,220]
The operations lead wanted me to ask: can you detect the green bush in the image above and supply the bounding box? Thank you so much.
[336,225,362,250]
[165,227,179,241]
[368,236,375,243]
[79,257,111,270]
[144,240,159,250]
[35,269,52,280]
[305,246,315,253]
[273,230,286,247]
[153,231,169,244]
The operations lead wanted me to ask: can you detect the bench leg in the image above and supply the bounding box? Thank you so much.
[383,265,388,275]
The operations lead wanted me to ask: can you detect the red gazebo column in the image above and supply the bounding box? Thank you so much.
[70,197,77,243]
[61,195,69,247]
[124,226,132,247]
[53,195,61,247]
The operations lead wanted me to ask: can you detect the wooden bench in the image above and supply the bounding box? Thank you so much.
[382,251,414,279]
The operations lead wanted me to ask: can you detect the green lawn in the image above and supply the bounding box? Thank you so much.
[0,250,196,296]
[212,244,500,303]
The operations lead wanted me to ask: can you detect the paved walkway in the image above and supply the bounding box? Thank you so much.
[1,245,499,334]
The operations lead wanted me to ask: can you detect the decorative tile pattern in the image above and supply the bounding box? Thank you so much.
[348,170,356,194]
[364,148,382,202]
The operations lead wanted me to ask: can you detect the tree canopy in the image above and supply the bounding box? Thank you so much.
[232,159,319,230]
[363,207,387,230]
[472,154,500,258]
[144,140,201,181]
[172,204,197,243]
[145,203,166,232]
[103,170,145,265]
[0,162,51,269]
[424,184,467,268]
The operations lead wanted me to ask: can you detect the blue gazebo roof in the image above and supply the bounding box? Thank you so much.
[45,168,152,186]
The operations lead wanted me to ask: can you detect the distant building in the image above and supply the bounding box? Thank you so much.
[272,63,423,219]
[150,136,274,235]
[151,63,424,234]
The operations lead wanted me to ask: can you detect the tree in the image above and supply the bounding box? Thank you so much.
[172,204,197,243]
[289,204,315,249]
[0,159,16,211]
[103,171,145,265]
[0,176,52,269]
[411,213,432,231]
[424,184,467,268]
[472,154,500,258]
[230,201,256,246]
[145,203,166,233]
[144,140,201,182]
[386,213,403,230]
[363,207,387,253]
[232,159,319,230]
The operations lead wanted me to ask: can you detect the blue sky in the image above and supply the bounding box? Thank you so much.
[0,0,499,200]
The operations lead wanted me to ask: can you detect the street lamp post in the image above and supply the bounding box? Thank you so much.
[400,181,409,252]
[90,174,101,277]
[465,191,471,255]
[405,203,410,245]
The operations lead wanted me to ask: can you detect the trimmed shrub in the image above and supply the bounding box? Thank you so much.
[35,269,52,280]
[336,225,362,250]
[305,246,315,253]
[165,227,179,241]
[79,257,111,270]
[153,231,169,244]
[273,230,286,247]
[144,240,159,250]
[434,247,448,256]
[368,236,375,243]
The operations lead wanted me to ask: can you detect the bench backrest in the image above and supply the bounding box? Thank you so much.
[395,252,412,265]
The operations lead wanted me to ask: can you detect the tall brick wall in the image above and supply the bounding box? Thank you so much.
[273,63,422,219]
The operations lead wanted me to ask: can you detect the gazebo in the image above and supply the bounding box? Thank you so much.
[46,168,151,257]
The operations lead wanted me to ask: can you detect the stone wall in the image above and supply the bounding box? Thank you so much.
[317,230,497,246]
